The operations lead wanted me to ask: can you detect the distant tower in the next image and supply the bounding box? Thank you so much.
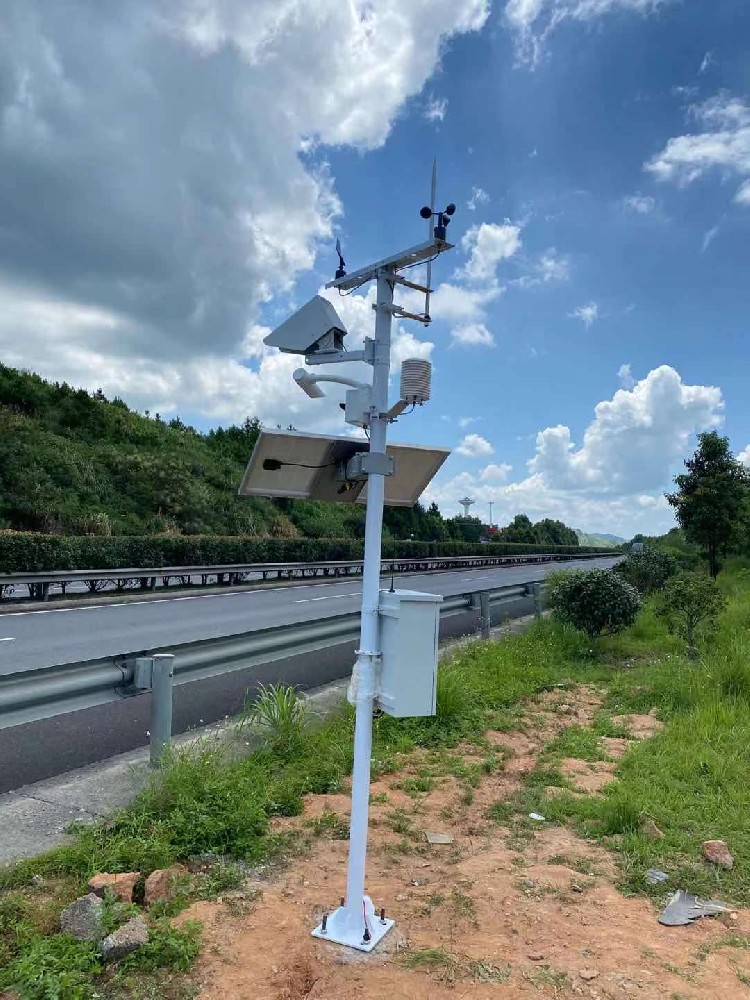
[459,496,476,518]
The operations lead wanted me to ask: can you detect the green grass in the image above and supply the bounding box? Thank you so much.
[534,564,750,906]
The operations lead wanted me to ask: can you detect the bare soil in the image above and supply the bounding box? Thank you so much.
[178,687,748,999]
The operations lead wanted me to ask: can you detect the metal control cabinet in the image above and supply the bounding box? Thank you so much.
[376,589,442,717]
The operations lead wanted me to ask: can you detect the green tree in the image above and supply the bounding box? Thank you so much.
[666,432,748,577]
[655,572,727,658]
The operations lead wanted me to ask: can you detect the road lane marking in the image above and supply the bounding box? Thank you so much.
[0,637,14,642]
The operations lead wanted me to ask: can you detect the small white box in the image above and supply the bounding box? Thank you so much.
[376,589,442,717]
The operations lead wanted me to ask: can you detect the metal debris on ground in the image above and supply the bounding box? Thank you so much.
[658,889,730,926]
[528,813,546,822]
[645,868,669,885]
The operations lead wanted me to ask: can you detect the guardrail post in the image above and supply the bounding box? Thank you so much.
[525,582,543,619]
[479,591,490,639]
[150,654,175,766]
[135,654,176,766]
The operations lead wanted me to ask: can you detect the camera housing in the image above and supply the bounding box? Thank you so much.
[263,295,348,356]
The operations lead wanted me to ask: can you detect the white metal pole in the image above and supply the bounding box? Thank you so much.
[343,268,393,929]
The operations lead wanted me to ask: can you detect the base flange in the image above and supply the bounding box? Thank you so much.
[311,895,394,952]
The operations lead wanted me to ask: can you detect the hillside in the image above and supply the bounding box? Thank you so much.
[575,530,624,548]
[0,365,603,546]
[0,365,446,541]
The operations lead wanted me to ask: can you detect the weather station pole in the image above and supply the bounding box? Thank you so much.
[246,173,457,952]
[341,270,394,943]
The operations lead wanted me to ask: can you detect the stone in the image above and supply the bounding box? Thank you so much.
[580,969,600,981]
[527,952,545,961]
[703,840,734,869]
[640,818,664,840]
[100,915,149,963]
[425,831,454,845]
[88,872,140,903]
[60,893,105,942]
[144,864,186,905]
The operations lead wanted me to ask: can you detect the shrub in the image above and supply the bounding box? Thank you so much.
[615,547,677,595]
[0,532,613,574]
[547,568,640,638]
[655,572,727,658]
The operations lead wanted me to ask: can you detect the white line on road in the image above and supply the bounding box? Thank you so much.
[0,637,15,642]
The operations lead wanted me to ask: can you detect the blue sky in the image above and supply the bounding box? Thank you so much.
[0,0,748,536]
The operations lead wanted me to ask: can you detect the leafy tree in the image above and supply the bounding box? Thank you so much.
[547,568,640,638]
[614,547,677,595]
[498,513,536,544]
[655,572,727,658]
[666,432,748,577]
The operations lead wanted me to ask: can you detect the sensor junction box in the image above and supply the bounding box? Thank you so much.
[376,589,442,717]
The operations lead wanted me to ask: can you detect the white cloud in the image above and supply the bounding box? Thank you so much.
[480,463,512,481]
[645,93,750,207]
[527,365,722,494]
[467,186,490,211]
[504,0,673,64]
[459,223,523,282]
[458,416,481,429]
[618,363,635,389]
[569,302,599,328]
[426,365,723,535]
[702,225,720,252]
[738,445,750,467]
[622,193,656,214]
[512,248,570,288]
[456,433,495,457]
[426,282,503,324]
[0,0,489,425]
[699,50,714,75]
[451,323,495,347]
[424,95,448,122]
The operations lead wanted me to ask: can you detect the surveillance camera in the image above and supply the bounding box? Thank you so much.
[263,295,348,357]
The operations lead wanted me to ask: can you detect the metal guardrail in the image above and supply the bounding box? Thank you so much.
[0,582,541,734]
[0,551,611,602]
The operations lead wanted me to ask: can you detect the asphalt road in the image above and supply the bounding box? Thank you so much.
[0,557,618,792]
[0,556,618,676]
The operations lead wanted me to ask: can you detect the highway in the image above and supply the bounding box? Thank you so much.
[0,557,617,792]
[0,556,618,675]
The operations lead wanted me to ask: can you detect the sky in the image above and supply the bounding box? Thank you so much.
[0,0,749,538]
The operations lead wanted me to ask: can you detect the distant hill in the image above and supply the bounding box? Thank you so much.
[575,530,624,548]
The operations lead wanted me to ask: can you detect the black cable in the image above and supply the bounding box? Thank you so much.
[263,459,336,471]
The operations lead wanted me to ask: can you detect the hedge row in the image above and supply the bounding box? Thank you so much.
[0,533,615,574]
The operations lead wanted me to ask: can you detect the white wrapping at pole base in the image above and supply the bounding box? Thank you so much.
[311,896,394,952]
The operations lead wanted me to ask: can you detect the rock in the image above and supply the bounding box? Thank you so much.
[425,831,454,845]
[703,840,734,869]
[527,952,545,961]
[88,872,140,903]
[144,864,186,905]
[580,968,600,981]
[100,915,149,963]
[60,893,105,942]
[640,818,664,841]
